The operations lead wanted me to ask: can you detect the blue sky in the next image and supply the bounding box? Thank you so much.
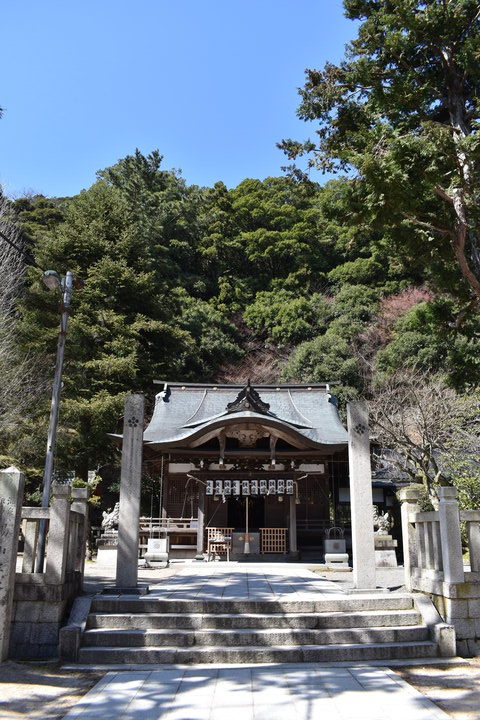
[0,1,356,198]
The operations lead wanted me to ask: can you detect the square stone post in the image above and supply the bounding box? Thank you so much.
[399,486,420,591]
[22,520,39,573]
[116,393,145,590]
[71,487,90,577]
[468,521,480,572]
[437,486,464,583]
[196,485,205,559]
[0,467,25,661]
[45,483,71,584]
[347,402,376,589]
[289,494,298,554]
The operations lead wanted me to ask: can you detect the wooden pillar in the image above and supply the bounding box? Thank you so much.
[196,485,205,559]
[161,470,169,519]
[289,494,298,554]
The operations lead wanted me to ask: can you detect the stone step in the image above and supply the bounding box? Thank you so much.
[86,608,422,631]
[90,594,414,615]
[77,640,438,665]
[82,625,429,648]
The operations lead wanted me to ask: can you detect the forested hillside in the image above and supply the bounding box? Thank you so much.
[1,0,479,502]
[0,148,477,494]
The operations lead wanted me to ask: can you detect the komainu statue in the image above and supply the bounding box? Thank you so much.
[373,505,392,535]
[101,501,120,530]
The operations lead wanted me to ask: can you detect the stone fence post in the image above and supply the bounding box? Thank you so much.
[45,483,71,584]
[399,486,420,591]
[71,487,90,578]
[437,486,464,584]
[0,467,25,661]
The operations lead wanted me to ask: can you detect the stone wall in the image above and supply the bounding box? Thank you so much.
[400,486,480,656]
[9,572,82,659]
[8,484,89,659]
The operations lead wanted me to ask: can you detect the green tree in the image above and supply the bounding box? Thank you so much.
[14,151,241,482]
[280,0,480,311]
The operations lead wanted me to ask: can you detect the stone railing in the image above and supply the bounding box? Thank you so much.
[400,485,480,656]
[4,477,90,659]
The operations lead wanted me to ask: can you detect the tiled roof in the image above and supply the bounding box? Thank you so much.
[142,382,348,451]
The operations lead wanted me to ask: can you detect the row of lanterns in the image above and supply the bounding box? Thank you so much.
[206,478,294,496]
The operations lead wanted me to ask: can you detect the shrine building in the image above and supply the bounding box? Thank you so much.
[132,380,383,560]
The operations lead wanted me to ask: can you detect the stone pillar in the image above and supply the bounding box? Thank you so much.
[71,487,90,577]
[45,483,71,584]
[437,486,464,584]
[21,520,39,573]
[196,485,205,559]
[347,402,376,589]
[399,486,420,591]
[116,393,145,589]
[289,494,298,554]
[468,520,480,572]
[0,467,25,661]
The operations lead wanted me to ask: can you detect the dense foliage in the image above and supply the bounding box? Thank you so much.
[1,1,479,500]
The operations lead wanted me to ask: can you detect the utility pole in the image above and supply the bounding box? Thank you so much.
[34,271,75,572]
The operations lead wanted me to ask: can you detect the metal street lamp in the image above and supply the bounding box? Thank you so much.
[34,270,75,572]
[0,224,82,571]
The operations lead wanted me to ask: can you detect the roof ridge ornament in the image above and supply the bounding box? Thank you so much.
[226,379,271,415]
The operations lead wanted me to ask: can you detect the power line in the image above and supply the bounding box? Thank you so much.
[0,226,44,271]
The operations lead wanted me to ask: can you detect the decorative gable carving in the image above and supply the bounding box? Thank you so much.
[226,381,270,415]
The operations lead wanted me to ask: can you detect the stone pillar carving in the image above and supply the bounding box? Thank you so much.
[399,486,421,591]
[196,485,205,559]
[0,467,25,661]
[437,486,464,584]
[45,483,71,584]
[116,393,145,589]
[347,402,376,589]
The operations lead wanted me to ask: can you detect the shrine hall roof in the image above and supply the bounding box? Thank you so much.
[141,382,348,452]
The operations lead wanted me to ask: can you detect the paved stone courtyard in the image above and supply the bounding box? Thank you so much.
[62,664,451,720]
[138,562,346,600]
[83,557,406,597]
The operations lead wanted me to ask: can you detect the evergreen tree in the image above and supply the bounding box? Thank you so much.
[280,0,480,311]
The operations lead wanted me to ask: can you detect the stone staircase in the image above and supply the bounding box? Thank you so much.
[74,593,445,664]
